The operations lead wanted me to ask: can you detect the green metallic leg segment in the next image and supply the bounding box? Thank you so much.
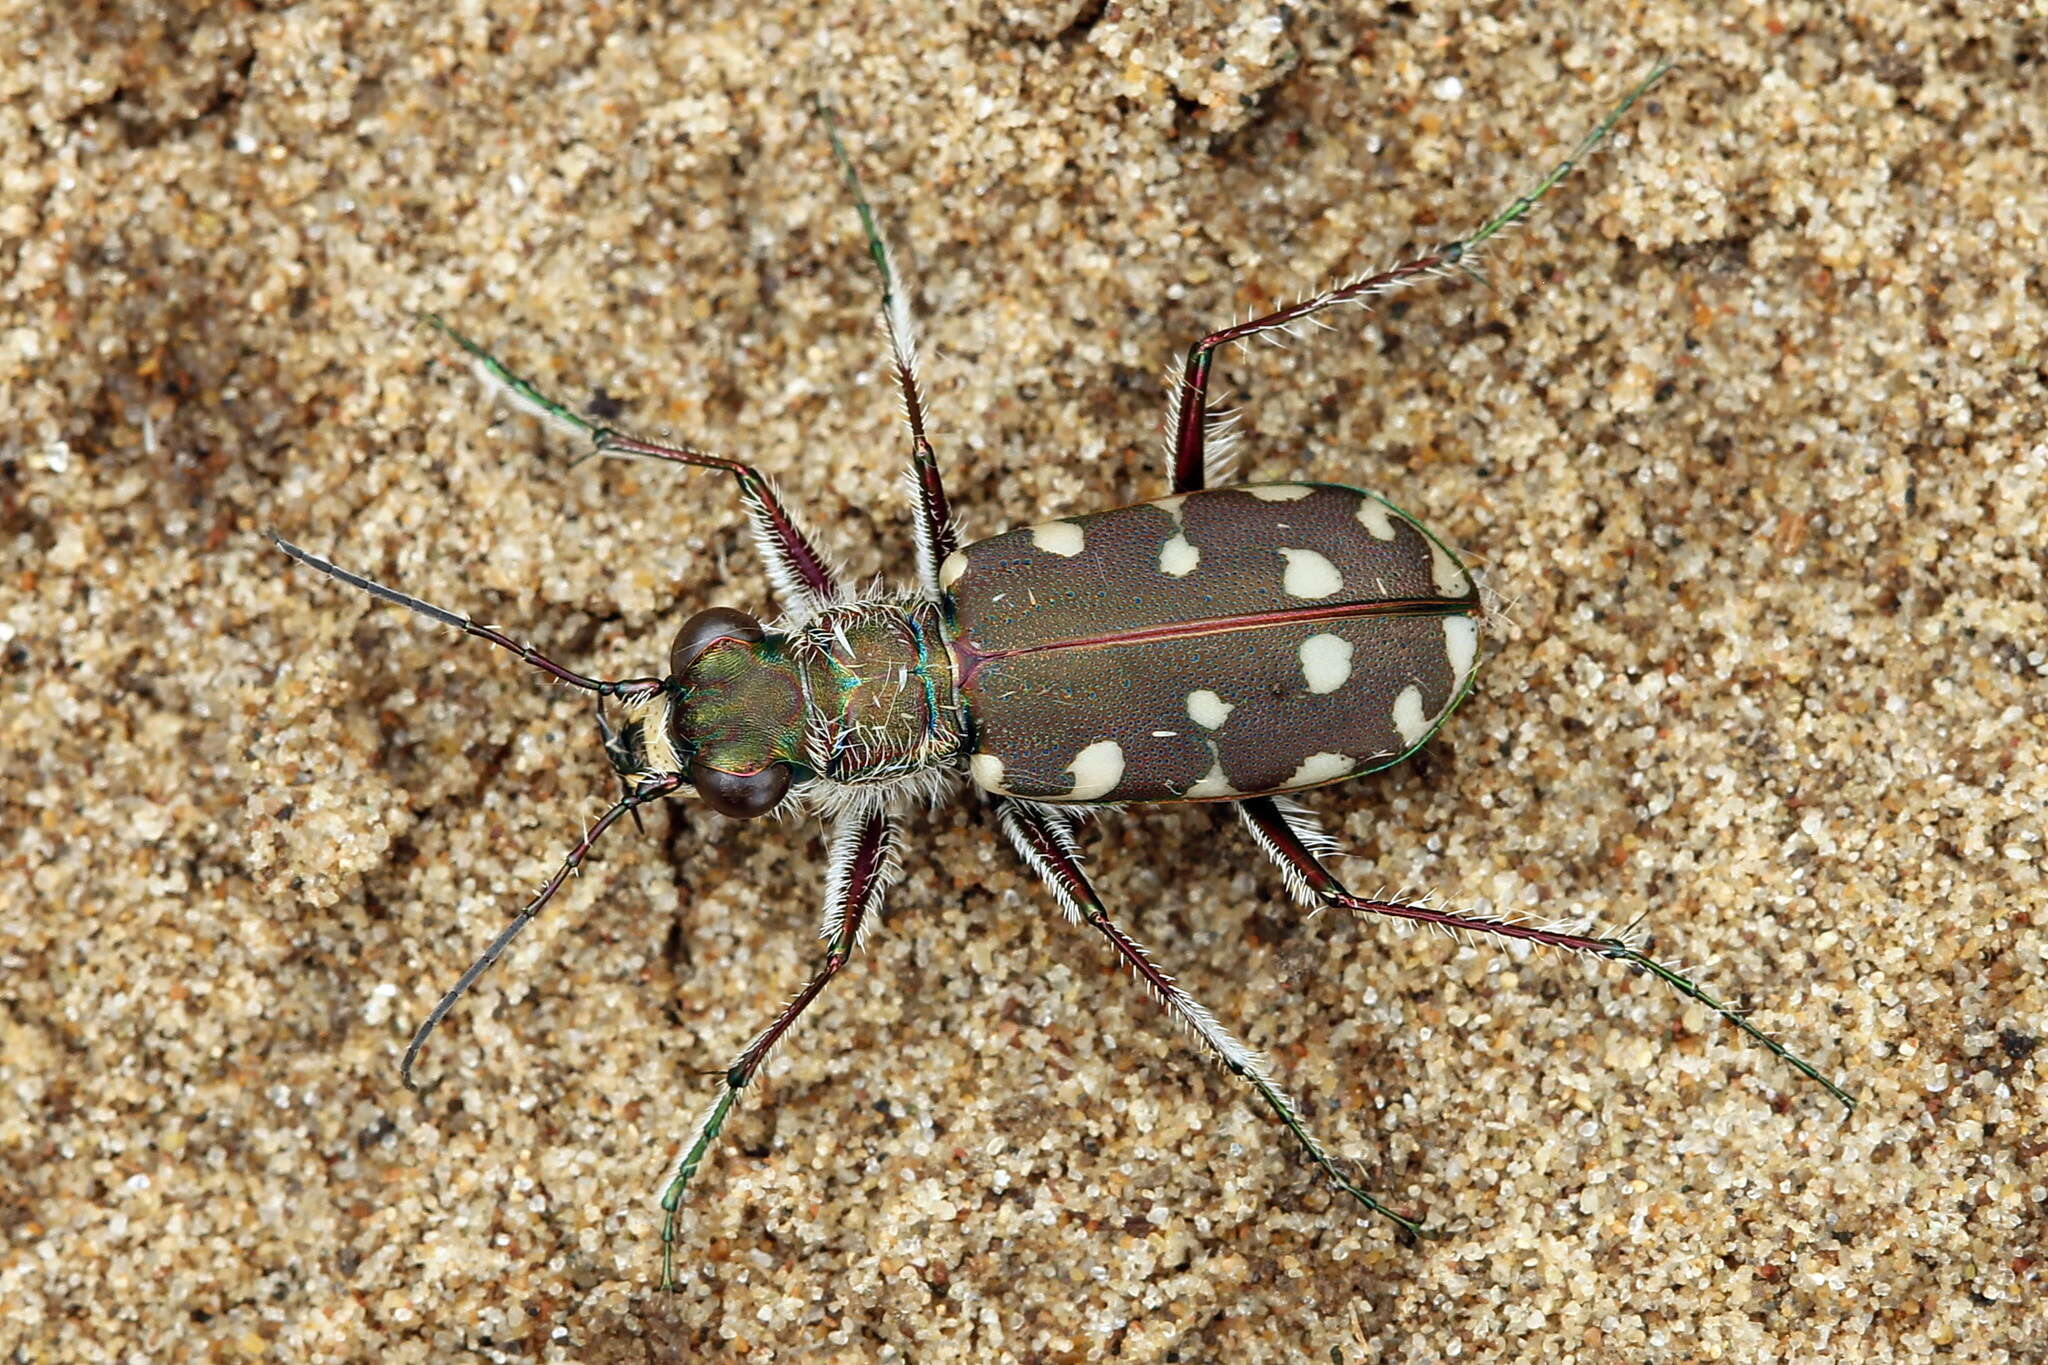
[1453,57,1675,266]
[423,315,840,610]
[1167,59,1674,492]
[996,798,1425,1241]
[656,807,899,1289]
[1236,796,1854,1113]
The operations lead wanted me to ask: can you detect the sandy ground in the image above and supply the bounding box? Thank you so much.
[3,2,2044,1361]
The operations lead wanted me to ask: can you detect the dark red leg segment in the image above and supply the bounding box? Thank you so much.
[1168,252,1456,493]
[594,434,840,607]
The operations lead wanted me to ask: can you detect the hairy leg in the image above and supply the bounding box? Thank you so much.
[658,806,901,1288]
[1164,60,1673,492]
[997,798,1425,1238]
[820,112,959,598]
[1235,795,1852,1110]
[427,315,840,614]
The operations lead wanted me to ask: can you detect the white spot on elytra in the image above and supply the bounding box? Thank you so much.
[969,753,1009,792]
[1248,483,1313,501]
[1429,541,1469,596]
[1065,740,1124,800]
[1152,729,1177,738]
[1279,548,1344,599]
[1299,633,1353,694]
[1151,494,1189,520]
[1355,496,1398,540]
[1392,685,1430,745]
[1159,533,1199,577]
[1443,615,1479,689]
[1284,752,1352,789]
[1186,760,1238,798]
[1031,521,1085,556]
[1186,690,1235,729]
[938,551,968,591]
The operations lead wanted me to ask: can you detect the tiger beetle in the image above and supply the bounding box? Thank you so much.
[275,60,1852,1290]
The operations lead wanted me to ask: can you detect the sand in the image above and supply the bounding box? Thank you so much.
[3,1,2042,1360]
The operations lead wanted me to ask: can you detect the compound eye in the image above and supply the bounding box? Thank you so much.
[669,607,763,677]
[690,757,791,819]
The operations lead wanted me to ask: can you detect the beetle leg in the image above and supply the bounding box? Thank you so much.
[424,315,840,615]
[1165,60,1673,493]
[658,807,900,1290]
[820,111,959,598]
[1235,796,1854,1112]
[1166,250,1454,493]
[996,798,1427,1241]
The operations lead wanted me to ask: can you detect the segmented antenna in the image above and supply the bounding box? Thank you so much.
[271,535,662,700]
[399,779,679,1089]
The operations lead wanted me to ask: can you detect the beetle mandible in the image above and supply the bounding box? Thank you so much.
[275,60,1852,1289]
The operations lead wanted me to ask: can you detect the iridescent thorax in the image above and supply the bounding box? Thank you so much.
[620,600,967,792]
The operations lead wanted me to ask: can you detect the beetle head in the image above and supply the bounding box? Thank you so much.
[607,606,806,819]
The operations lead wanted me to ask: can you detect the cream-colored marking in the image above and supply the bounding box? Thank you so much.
[1429,541,1469,596]
[1186,760,1238,798]
[938,550,969,591]
[1152,729,1178,738]
[969,752,1009,793]
[1392,685,1430,745]
[1355,496,1398,540]
[1299,633,1354,694]
[1284,752,1352,788]
[1150,494,1189,520]
[1186,689,1235,730]
[1065,740,1125,800]
[1159,533,1199,577]
[1248,483,1314,502]
[1030,521,1086,556]
[1443,615,1479,689]
[1278,548,1344,599]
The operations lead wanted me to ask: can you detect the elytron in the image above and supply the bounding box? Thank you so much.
[276,61,1850,1287]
